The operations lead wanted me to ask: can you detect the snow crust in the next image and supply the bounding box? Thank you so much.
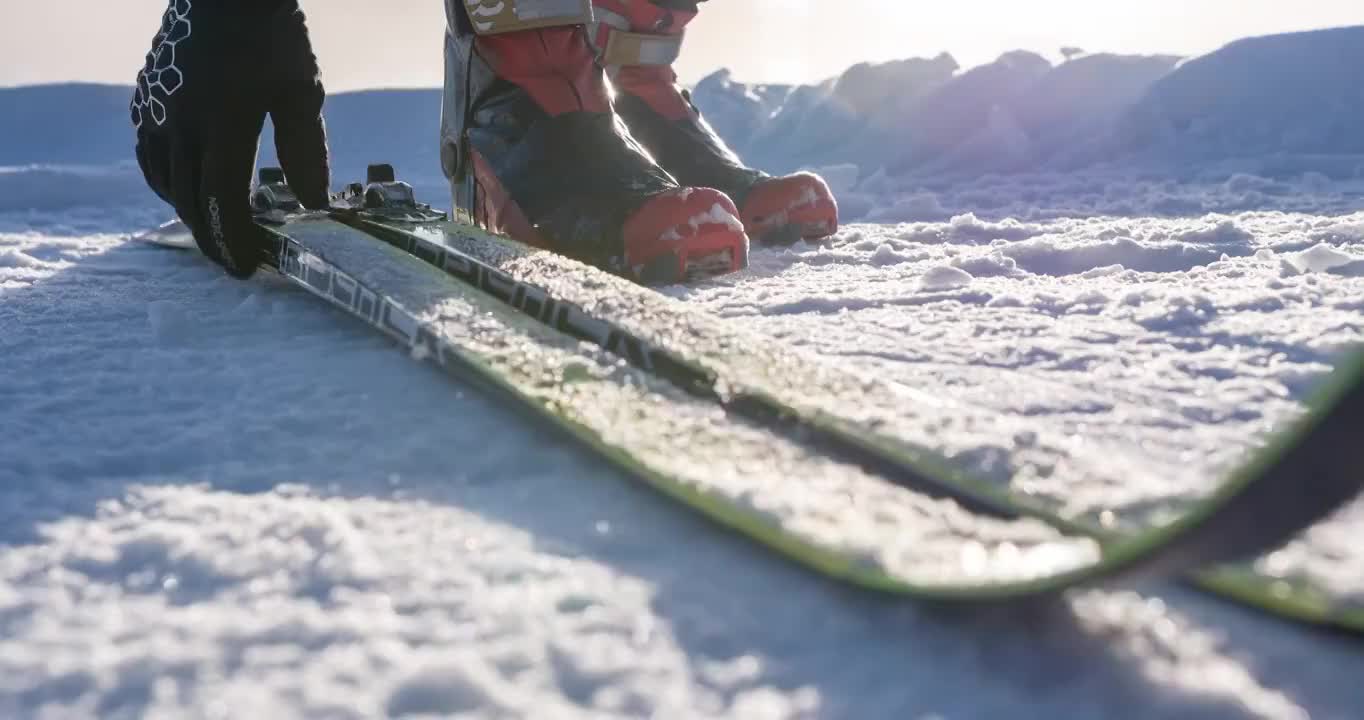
[3,174,1364,717]
[7,30,1364,713]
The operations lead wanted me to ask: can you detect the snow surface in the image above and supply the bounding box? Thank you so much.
[7,26,1364,716]
[3,172,1364,719]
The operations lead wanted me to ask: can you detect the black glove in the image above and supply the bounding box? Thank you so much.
[132,0,331,278]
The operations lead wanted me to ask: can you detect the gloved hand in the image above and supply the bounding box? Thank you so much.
[132,0,331,278]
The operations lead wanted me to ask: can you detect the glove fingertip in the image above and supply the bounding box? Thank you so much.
[275,113,332,210]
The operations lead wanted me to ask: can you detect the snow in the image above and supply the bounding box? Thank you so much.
[689,26,1364,183]
[7,21,1364,713]
[919,264,975,291]
[1286,243,1361,274]
[3,167,1364,718]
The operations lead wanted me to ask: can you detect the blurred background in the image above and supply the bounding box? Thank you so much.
[1,1,1362,218]
[4,0,1361,90]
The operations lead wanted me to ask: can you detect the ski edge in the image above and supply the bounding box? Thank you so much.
[334,212,1364,631]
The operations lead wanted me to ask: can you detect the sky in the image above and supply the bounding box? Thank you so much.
[2,1,1361,91]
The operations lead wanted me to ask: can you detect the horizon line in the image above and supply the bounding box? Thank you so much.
[0,44,1194,95]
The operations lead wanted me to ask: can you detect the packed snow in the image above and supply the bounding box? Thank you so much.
[3,168,1363,719]
[4,24,1364,717]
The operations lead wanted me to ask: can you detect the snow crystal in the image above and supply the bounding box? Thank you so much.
[1170,218,1254,246]
[951,251,1022,278]
[946,213,1041,243]
[4,182,1364,720]
[919,265,974,290]
[1078,264,1127,278]
[1288,243,1360,273]
[385,659,522,717]
[1328,259,1364,278]
[985,294,1025,308]
[869,243,912,267]
[1133,294,1219,331]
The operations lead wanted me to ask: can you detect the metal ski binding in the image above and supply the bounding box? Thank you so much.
[250,167,302,214]
[337,164,447,223]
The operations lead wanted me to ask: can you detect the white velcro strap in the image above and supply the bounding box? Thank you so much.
[463,0,593,35]
[598,27,684,67]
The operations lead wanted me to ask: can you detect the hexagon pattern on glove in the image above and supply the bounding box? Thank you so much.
[131,0,192,128]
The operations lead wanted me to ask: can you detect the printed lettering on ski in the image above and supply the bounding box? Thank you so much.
[137,212,1364,631]
[341,214,721,396]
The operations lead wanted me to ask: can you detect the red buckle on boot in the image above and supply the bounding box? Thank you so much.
[592,0,694,36]
[590,1,697,120]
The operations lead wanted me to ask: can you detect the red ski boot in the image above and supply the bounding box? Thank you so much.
[438,1,747,285]
[589,0,839,244]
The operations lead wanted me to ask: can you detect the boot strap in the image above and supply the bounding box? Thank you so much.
[590,16,684,67]
[463,0,593,35]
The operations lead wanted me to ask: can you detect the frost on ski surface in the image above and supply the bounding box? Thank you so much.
[281,219,1102,591]
[3,171,1364,719]
[425,201,1362,536]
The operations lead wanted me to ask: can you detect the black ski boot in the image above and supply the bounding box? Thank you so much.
[438,1,748,284]
[589,0,839,245]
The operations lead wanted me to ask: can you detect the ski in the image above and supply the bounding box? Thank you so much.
[135,167,1363,628]
[312,164,1364,631]
[138,214,1124,596]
